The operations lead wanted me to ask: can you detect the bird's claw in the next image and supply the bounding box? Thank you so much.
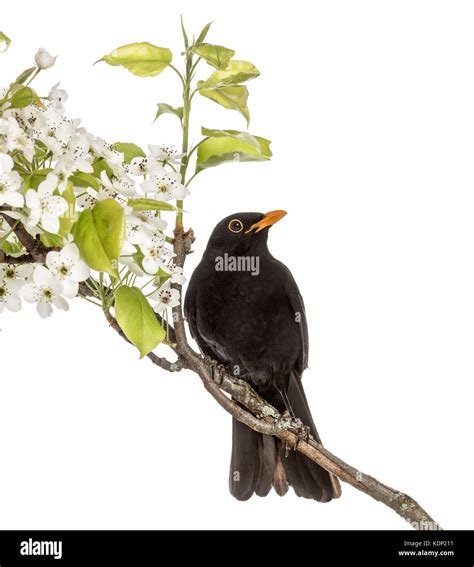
[294,418,311,444]
[205,356,226,385]
[213,364,226,385]
[277,412,310,456]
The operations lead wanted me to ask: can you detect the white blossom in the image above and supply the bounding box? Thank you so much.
[0,263,33,281]
[88,136,126,177]
[21,265,69,318]
[100,170,136,198]
[45,243,89,298]
[126,156,148,176]
[161,263,186,285]
[140,233,174,274]
[48,83,68,112]
[148,144,184,165]
[54,131,93,191]
[0,152,24,208]
[140,164,188,201]
[125,210,167,245]
[0,116,35,161]
[34,107,77,156]
[0,277,24,313]
[151,282,180,313]
[25,173,67,233]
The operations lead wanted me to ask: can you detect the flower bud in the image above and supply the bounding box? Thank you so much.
[34,48,57,70]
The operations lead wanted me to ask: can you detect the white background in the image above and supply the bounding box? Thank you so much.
[1,0,473,530]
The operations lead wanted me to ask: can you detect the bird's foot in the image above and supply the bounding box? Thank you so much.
[277,412,311,456]
[204,356,226,385]
[293,418,311,445]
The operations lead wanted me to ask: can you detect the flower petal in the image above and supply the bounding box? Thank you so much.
[37,300,52,318]
[62,278,78,298]
[46,250,61,271]
[6,294,21,312]
[33,265,52,287]
[143,256,159,274]
[41,214,60,233]
[16,264,33,278]
[53,295,69,311]
[61,242,79,263]
[3,191,24,208]
[25,189,40,209]
[70,260,90,282]
[21,283,38,303]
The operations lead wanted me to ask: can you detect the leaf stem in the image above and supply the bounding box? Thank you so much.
[169,64,185,89]
[187,137,209,160]
[176,38,194,228]
[0,219,19,244]
[185,171,200,188]
[25,68,40,86]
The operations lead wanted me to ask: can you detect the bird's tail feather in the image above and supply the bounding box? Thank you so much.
[228,375,341,502]
[229,417,277,500]
[276,372,342,502]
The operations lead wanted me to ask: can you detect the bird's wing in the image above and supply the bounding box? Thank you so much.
[184,271,221,360]
[285,280,309,377]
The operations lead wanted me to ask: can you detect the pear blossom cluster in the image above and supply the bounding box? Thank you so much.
[0,49,187,319]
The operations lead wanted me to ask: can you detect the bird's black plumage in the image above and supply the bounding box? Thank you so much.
[184,212,341,501]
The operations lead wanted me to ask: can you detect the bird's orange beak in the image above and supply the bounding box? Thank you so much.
[245,210,287,234]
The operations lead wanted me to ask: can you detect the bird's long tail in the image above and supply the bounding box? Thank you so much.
[229,373,341,501]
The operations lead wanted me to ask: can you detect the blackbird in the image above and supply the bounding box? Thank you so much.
[184,211,341,501]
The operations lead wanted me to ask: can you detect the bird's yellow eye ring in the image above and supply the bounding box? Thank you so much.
[228,219,243,233]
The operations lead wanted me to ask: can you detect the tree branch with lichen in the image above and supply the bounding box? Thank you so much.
[0,20,442,532]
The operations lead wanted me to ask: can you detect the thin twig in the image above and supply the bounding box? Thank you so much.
[3,215,442,530]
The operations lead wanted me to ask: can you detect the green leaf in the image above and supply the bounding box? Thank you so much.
[193,43,235,70]
[71,199,125,277]
[112,142,145,164]
[201,127,258,147]
[70,171,100,191]
[40,232,64,248]
[0,31,11,52]
[198,60,259,88]
[199,84,250,124]
[180,15,189,49]
[115,286,166,357]
[201,128,273,159]
[59,182,76,237]
[195,22,213,45]
[92,158,113,180]
[15,67,36,85]
[22,168,52,191]
[10,86,34,109]
[153,103,183,123]
[0,238,23,256]
[196,132,272,172]
[97,42,172,78]
[128,198,176,212]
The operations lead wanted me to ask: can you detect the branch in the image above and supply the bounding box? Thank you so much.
[105,312,187,373]
[7,216,442,530]
[191,354,441,530]
[0,250,36,264]
[1,212,50,263]
[169,227,442,531]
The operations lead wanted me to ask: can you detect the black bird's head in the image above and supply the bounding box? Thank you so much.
[205,210,287,255]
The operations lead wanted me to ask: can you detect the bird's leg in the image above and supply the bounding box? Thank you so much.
[276,409,311,457]
[203,356,227,385]
[276,389,308,454]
